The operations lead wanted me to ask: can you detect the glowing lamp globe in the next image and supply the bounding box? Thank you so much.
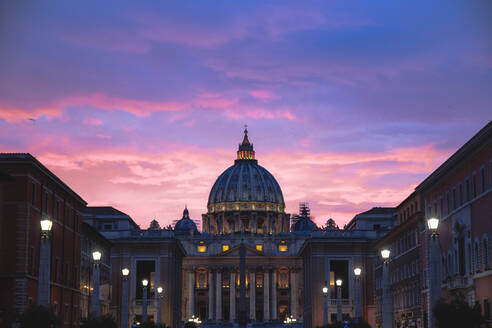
[427,217,439,231]
[322,286,328,294]
[336,279,342,287]
[381,249,390,259]
[40,219,53,232]
[92,251,102,261]
[354,267,362,276]
[122,268,129,276]
[157,286,163,294]
[142,279,149,287]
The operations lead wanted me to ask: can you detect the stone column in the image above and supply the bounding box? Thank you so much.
[249,271,256,320]
[336,285,342,322]
[37,236,51,307]
[208,269,214,320]
[382,262,392,328]
[121,276,129,328]
[272,269,277,320]
[290,269,297,318]
[354,276,362,321]
[263,270,270,321]
[188,270,195,318]
[90,263,101,316]
[428,232,441,328]
[142,286,148,322]
[216,270,222,321]
[230,271,236,321]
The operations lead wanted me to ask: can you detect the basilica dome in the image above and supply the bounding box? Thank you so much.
[174,207,199,235]
[207,128,285,214]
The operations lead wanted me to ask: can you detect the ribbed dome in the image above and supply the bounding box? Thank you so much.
[207,128,284,210]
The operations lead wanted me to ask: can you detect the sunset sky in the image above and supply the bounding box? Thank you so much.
[1,1,491,228]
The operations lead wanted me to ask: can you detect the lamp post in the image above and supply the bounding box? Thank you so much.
[121,268,130,328]
[354,267,362,322]
[336,279,343,323]
[427,217,440,328]
[381,249,392,328]
[322,283,329,327]
[156,286,163,325]
[38,219,53,307]
[90,250,102,316]
[142,279,149,323]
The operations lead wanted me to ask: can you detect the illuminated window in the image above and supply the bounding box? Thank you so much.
[279,241,288,252]
[197,241,207,253]
[256,244,263,251]
[279,245,288,252]
[222,244,230,252]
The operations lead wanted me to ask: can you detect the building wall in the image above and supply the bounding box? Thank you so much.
[0,155,86,328]
[417,122,492,321]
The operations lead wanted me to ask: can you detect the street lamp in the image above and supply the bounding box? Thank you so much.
[381,249,392,328]
[38,219,53,307]
[90,250,102,316]
[336,279,343,322]
[156,286,164,325]
[121,268,130,328]
[354,267,362,322]
[427,217,441,328]
[322,282,329,327]
[142,279,149,322]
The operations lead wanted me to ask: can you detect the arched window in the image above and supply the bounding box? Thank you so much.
[483,237,489,269]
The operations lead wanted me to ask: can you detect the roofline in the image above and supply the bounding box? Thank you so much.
[416,120,492,193]
[0,153,87,205]
[82,221,113,246]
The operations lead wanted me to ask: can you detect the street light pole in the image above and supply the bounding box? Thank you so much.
[157,286,163,325]
[427,217,441,328]
[336,279,342,323]
[322,283,328,327]
[38,219,53,307]
[381,249,392,328]
[121,268,130,328]
[90,251,102,316]
[142,279,149,323]
[354,267,362,322]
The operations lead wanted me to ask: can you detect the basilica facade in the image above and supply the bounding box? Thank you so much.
[83,129,393,328]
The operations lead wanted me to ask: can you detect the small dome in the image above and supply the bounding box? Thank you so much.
[291,203,317,232]
[292,216,317,232]
[174,207,199,235]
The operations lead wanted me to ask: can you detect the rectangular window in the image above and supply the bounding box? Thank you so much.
[278,244,288,252]
[56,202,60,221]
[481,167,486,193]
[222,244,229,252]
[466,179,470,202]
[472,173,477,198]
[54,258,59,282]
[440,196,444,218]
[28,246,34,274]
[197,241,207,253]
[459,183,463,205]
[446,192,450,214]
[256,244,263,252]
[452,188,457,209]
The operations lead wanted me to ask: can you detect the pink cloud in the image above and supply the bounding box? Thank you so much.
[29,142,449,229]
[249,90,276,100]
[84,117,103,126]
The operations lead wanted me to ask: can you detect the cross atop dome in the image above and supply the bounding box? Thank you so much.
[237,126,255,161]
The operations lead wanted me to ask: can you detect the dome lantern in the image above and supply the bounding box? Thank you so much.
[236,125,255,161]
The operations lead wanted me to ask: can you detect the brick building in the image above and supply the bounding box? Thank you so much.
[374,193,425,328]
[0,154,87,328]
[416,121,492,322]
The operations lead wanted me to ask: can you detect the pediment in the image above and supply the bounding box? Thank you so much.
[218,244,266,257]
